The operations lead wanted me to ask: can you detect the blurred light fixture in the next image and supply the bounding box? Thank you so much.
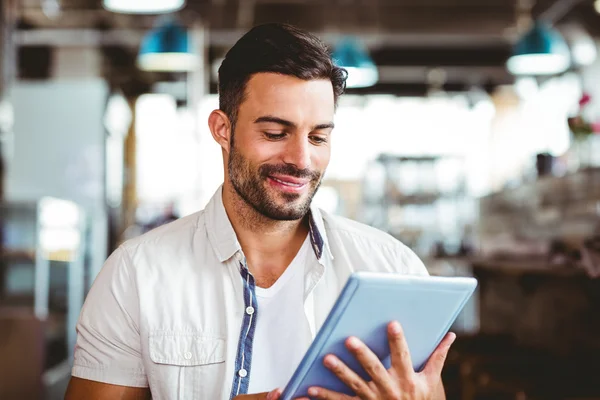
[0,98,14,133]
[507,21,570,76]
[514,76,539,100]
[571,38,597,66]
[595,0,600,14]
[332,38,378,88]
[40,197,81,228]
[42,0,61,19]
[103,0,185,14]
[104,92,132,137]
[426,68,447,98]
[137,18,198,72]
[559,23,597,67]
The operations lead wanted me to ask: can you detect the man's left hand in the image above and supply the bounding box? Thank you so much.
[298,321,456,400]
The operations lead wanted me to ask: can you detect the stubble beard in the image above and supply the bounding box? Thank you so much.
[228,144,322,221]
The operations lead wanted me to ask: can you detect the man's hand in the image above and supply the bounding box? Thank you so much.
[234,388,282,400]
[299,321,455,400]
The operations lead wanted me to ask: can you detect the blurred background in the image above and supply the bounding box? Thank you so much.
[0,0,600,399]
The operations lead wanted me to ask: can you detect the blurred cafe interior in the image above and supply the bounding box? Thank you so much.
[1,0,600,399]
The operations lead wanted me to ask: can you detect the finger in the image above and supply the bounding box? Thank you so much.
[388,321,414,379]
[267,388,282,400]
[234,393,273,400]
[307,386,357,400]
[322,354,373,399]
[345,336,396,395]
[422,332,456,381]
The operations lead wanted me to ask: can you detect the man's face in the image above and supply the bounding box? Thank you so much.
[227,73,335,221]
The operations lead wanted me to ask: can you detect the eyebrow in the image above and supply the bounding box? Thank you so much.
[254,115,335,131]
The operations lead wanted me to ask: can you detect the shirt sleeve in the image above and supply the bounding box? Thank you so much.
[71,245,149,387]
[397,242,430,276]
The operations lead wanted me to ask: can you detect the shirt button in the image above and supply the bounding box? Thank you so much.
[238,368,248,378]
[235,252,243,261]
[246,306,255,315]
[184,352,192,360]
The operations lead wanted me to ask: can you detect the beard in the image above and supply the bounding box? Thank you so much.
[228,144,323,221]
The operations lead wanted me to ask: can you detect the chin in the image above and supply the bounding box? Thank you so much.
[269,210,308,221]
[262,199,311,221]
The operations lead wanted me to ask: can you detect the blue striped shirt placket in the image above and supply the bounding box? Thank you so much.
[229,258,259,399]
[229,215,324,399]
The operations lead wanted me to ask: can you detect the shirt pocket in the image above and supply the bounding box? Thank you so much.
[148,331,227,400]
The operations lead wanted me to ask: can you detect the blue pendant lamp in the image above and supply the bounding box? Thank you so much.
[332,38,378,88]
[507,21,570,76]
[137,18,198,72]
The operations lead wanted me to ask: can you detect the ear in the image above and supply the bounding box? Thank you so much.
[208,110,232,153]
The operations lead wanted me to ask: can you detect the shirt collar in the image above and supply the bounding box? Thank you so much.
[204,185,333,263]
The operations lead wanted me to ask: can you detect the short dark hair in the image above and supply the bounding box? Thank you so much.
[218,23,347,132]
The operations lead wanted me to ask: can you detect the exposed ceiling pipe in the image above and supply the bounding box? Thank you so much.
[14,28,510,49]
[538,0,586,25]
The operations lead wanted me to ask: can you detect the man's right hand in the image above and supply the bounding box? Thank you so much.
[234,388,282,400]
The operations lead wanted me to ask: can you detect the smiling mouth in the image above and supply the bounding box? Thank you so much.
[270,176,307,187]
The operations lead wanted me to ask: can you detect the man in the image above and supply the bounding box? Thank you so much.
[65,23,454,400]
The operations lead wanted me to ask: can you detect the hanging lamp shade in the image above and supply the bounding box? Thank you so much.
[332,38,378,88]
[137,19,198,72]
[103,0,186,14]
[507,21,570,76]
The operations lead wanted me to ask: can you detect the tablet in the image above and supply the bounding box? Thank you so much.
[280,272,477,399]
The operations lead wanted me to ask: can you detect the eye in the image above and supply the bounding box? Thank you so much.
[310,135,328,144]
[264,132,286,140]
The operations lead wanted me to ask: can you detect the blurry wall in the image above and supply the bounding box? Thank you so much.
[52,48,102,79]
[6,79,109,280]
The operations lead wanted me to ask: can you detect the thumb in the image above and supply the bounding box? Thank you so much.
[423,332,456,380]
[267,388,282,400]
[234,389,281,400]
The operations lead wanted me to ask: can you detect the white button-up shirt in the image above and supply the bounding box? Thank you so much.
[71,187,428,399]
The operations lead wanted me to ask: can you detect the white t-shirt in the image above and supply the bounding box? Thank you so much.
[247,236,313,394]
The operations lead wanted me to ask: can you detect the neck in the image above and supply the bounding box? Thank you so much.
[222,182,310,284]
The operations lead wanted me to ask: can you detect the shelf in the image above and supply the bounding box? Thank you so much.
[469,257,587,277]
[1,250,76,264]
[377,154,443,162]
[480,167,600,203]
[1,197,89,379]
[387,192,463,205]
[1,249,36,262]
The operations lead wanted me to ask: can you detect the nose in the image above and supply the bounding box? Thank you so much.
[282,135,311,170]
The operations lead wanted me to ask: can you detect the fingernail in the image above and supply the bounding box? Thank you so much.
[390,321,402,334]
[347,337,360,350]
[448,332,457,346]
[308,387,319,396]
[324,355,338,368]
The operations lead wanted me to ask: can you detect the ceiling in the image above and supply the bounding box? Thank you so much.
[17,0,596,32]
[13,0,600,96]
